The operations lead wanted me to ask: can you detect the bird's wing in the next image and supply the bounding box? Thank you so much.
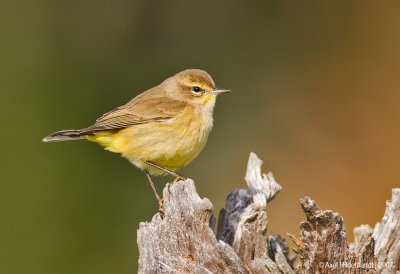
[83,96,187,133]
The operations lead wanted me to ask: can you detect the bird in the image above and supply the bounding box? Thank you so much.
[43,69,231,212]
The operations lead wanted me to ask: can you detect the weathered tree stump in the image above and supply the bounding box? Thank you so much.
[137,153,400,273]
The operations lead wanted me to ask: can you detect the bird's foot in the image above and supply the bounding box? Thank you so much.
[172,174,187,184]
[167,175,187,193]
[158,198,164,219]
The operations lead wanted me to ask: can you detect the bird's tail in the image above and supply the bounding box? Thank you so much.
[42,129,85,143]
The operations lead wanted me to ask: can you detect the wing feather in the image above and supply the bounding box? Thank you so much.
[82,94,187,134]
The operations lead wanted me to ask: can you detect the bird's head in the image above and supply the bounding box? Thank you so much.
[163,69,231,109]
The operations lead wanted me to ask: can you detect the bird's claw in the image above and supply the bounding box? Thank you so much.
[158,198,164,219]
[167,175,187,194]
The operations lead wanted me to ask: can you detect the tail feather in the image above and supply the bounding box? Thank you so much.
[43,129,85,143]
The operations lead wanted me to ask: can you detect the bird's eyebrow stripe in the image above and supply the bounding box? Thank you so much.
[189,81,213,90]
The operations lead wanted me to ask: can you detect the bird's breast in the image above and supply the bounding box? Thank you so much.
[161,107,213,162]
[113,106,214,174]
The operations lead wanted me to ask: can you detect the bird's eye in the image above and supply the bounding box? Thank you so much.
[192,86,201,93]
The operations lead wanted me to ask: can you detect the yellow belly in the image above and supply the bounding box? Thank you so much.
[84,108,213,175]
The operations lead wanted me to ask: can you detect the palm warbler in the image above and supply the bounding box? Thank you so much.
[43,69,230,209]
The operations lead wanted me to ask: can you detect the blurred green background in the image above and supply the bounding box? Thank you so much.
[1,1,400,273]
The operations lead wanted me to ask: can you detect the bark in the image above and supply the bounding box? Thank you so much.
[137,179,245,273]
[372,189,400,273]
[137,153,400,273]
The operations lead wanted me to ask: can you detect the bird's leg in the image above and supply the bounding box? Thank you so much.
[145,161,187,182]
[145,170,164,217]
[145,161,187,196]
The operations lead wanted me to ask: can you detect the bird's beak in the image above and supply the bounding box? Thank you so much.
[210,89,231,95]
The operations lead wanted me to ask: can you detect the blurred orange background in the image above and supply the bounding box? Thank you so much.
[1,1,399,273]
